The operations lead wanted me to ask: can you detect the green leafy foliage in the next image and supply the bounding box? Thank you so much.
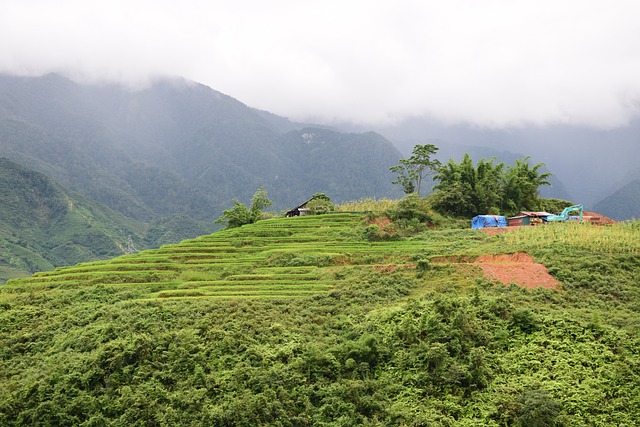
[306,193,336,214]
[215,188,273,228]
[390,143,441,195]
[1,214,639,425]
[432,154,551,217]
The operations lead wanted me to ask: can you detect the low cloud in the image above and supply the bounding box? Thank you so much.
[2,0,639,128]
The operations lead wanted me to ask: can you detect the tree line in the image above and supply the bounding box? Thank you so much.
[390,144,551,217]
[216,143,553,229]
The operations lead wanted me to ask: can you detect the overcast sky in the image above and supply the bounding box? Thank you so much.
[2,1,640,128]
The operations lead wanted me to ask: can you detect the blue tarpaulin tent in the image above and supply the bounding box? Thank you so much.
[472,215,507,229]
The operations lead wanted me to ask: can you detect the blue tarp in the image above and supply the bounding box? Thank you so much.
[472,215,507,229]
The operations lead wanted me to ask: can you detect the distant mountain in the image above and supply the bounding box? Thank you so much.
[0,158,219,282]
[0,73,402,222]
[592,179,640,220]
[338,116,640,206]
[0,157,144,281]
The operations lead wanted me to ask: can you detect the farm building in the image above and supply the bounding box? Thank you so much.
[513,211,553,226]
[471,215,507,229]
[285,198,314,217]
[517,211,553,219]
[507,215,531,227]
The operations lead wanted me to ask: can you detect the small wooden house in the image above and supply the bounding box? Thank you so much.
[285,198,314,217]
[507,215,531,227]
[521,211,552,225]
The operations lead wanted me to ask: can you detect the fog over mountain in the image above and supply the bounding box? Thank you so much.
[338,117,640,209]
[0,73,402,221]
[2,2,638,218]
[2,2,639,128]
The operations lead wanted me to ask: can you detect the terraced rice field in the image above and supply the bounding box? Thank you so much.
[7,214,434,299]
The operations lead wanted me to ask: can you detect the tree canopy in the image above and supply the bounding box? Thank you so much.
[431,154,551,217]
[215,187,272,228]
[390,144,441,196]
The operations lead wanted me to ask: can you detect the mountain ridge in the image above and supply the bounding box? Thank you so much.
[0,73,402,222]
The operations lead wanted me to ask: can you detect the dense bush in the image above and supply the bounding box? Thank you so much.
[1,216,639,425]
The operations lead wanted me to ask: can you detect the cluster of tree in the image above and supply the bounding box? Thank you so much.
[305,192,336,214]
[432,154,551,217]
[391,145,551,217]
[216,190,337,228]
[215,187,273,228]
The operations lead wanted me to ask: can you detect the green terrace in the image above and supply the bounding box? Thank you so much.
[6,214,447,299]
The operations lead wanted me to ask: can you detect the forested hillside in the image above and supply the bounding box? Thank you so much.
[0,158,216,282]
[0,158,144,281]
[0,73,402,221]
[1,214,639,425]
[593,179,640,220]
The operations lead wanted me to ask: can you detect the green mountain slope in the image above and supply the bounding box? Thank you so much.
[0,157,148,281]
[593,179,640,220]
[0,73,402,220]
[0,158,219,282]
[2,215,639,425]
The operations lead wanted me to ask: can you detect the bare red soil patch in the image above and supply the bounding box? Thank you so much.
[475,252,558,289]
[583,211,617,225]
[434,252,559,289]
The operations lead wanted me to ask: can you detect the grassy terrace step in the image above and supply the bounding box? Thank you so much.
[6,214,429,299]
[32,262,182,276]
[225,273,321,281]
[170,281,333,290]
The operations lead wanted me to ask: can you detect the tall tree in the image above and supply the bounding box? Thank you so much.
[432,155,551,217]
[390,144,441,196]
[501,157,551,213]
[215,187,272,228]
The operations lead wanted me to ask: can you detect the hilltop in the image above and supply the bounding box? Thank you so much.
[1,213,639,425]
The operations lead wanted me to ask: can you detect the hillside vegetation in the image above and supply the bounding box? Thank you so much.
[0,158,216,283]
[0,73,402,221]
[1,214,639,425]
[0,158,144,282]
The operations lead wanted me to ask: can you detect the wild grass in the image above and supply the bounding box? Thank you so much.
[335,197,399,212]
[499,221,640,254]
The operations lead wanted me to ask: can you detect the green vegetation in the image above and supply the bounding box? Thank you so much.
[431,154,551,217]
[2,213,639,425]
[0,158,144,282]
[306,193,336,214]
[0,158,217,283]
[390,143,441,195]
[335,197,399,213]
[215,188,273,229]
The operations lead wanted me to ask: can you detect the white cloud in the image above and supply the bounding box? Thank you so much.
[2,0,640,128]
